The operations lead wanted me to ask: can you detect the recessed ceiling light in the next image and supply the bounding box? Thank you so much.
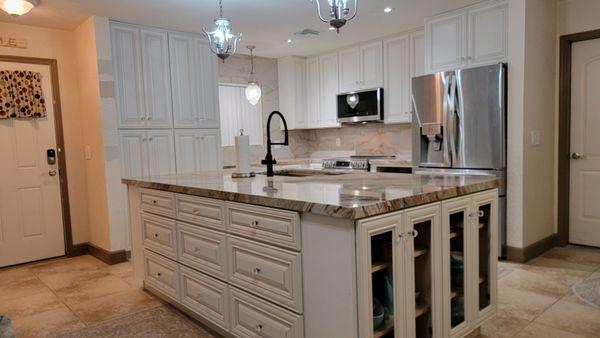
[384,6,393,13]
[287,39,293,44]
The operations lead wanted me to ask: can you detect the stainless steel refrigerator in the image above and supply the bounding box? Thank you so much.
[411,63,507,257]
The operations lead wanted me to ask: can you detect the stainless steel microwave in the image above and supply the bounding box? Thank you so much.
[337,88,383,123]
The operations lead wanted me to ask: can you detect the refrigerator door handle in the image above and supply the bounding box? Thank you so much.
[441,74,452,166]
[447,74,458,166]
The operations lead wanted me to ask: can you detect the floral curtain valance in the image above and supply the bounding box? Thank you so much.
[0,70,47,119]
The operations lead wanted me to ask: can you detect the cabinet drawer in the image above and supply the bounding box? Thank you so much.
[180,266,230,331]
[227,236,303,313]
[178,222,227,280]
[176,194,225,230]
[141,188,175,217]
[226,202,301,251]
[230,287,304,338]
[144,249,180,301]
[142,213,177,259]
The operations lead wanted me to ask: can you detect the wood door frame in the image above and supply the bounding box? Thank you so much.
[0,55,75,256]
[558,29,600,246]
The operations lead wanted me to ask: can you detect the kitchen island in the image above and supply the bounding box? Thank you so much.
[123,170,499,338]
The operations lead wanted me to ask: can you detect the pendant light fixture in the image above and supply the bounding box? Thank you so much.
[1,0,38,16]
[309,0,358,33]
[245,45,261,106]
[203,0,242,62]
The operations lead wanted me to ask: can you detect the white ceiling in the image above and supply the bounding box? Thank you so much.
[0,0,481,58]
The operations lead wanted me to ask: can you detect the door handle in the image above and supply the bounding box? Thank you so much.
[49,170,57,176]
[571,152,584,160]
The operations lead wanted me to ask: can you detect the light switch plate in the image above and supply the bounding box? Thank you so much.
[530,130,541,146]
[84,146,92,160]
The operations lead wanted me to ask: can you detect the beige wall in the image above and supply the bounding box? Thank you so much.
[521,0,557,247]
[0,22,90,245]
[74,17,111,250]
[557,0,600,35]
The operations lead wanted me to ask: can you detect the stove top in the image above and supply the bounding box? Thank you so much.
[322,155,396,170]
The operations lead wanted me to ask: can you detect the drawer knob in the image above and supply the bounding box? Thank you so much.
[154,233,159,238]
[152,200,158,204]
[250,220,259,227]
[253,267,261,275]
[255,323,263,333]
[156,272,162,277]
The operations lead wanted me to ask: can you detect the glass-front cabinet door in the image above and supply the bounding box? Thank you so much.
[357,212,405,338]
[403,204,442,338]
[471,190,498,326]
[441,197,472,337]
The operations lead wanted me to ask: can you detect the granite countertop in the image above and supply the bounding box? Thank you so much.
[122,169,500,220]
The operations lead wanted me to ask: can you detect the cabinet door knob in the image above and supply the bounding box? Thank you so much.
[478,210,484,217]
[147,116,152,120]
[253,267,261,275]
[255,323,263,333]
[154,233,159,238]
[410,229,419,238]
[141,116,146,120]
[571,152,584,160]
[152,200,158,204]
[156,272,162,277]
[250,220,259,227]
[397,233,404,243]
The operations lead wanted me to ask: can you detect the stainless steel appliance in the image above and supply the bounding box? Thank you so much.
[411,63,507,257]
[337,88,383,123]
[322,155,395,171]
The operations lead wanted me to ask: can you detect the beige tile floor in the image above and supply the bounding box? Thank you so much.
[0,245,599,337]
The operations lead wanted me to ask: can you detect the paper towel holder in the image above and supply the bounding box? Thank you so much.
[232,129,256,178]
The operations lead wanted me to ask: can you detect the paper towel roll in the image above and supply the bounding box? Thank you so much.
[235,131,251,174]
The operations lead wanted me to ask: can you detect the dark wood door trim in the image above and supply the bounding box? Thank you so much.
[558,29,600,246]
[0,55,75,256]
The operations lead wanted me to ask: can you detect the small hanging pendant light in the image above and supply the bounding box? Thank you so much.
[309,0,358,33]
[245,45,262,106]
[203,0,242,62]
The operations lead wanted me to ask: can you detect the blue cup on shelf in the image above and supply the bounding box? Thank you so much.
[384,271,394,315]
[373,298,385,329]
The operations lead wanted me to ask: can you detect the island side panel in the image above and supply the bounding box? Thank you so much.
[301,213,359,338]
[127,185,144,280]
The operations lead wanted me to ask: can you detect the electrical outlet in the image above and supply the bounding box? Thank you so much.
[530,130,541,146]
[336,138,341,147]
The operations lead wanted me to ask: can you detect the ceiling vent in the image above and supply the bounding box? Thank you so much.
[294,28,320,38]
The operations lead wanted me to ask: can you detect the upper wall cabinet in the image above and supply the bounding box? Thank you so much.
[112,23,173,128]
[306,57,321,128]
[383,30,424,124]
[338,41,383,93]
[278,56,307,130]
[169,33,220,129]
[319,52,341,128]
[425,0,507,73]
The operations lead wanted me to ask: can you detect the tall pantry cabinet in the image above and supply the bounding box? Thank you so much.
[112,21,222,178]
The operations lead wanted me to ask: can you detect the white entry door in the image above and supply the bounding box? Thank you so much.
[0,61,65,267]
[570,39,600,247]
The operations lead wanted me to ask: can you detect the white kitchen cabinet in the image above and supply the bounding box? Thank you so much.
[410,30,426,78]
[425,11,468,73]
[140,29,173,128]
[174,129,222,174]
[338,47,361,93]
[120,130,147,178]
[425,0,507,73]
[306,57,321,128]
[120,130,176,178]
[384,35,411,124]
[338,41,383,93]
[112,23,173,128]
[112,23,145,128]
[278,56,308,129]
[146,130,176,176]
[360,41,384,90]
[319,52,341,128]
[441,190,497,338]
[357,204,443,338]
[170,33,220,129]
[467,0,508,67]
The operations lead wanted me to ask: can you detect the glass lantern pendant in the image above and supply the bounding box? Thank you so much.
[309,0,358,33]
[245,46,261,106]
[203,0,242,62]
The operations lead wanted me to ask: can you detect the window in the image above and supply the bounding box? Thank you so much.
[218,84,263,147]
